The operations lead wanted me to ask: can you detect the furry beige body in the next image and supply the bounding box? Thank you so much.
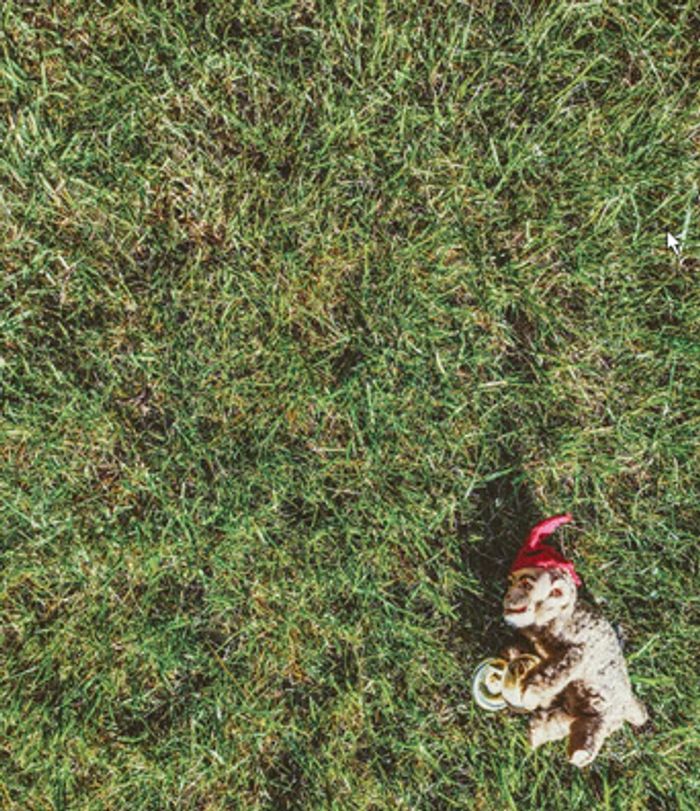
[503,567,648,767]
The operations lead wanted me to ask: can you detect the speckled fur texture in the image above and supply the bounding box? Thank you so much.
[502,567,648,768]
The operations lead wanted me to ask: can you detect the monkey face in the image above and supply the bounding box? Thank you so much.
[503,567,577,629]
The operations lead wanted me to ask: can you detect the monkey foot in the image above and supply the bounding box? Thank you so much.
[528,728,544,750]
[569,748,595,768]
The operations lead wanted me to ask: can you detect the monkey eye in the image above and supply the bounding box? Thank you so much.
[550,588,563,598]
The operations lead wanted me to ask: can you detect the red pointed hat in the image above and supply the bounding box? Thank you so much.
[510,513,581,586]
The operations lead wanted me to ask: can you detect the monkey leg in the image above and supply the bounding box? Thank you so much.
[529,707,574,750]
[567,714,612,768]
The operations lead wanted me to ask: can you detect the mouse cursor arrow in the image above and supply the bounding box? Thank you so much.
[666,232,681,256]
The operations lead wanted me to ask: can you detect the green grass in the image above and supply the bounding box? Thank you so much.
[1,0,699,808]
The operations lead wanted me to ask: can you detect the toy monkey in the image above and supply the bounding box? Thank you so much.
[502,513,648,767]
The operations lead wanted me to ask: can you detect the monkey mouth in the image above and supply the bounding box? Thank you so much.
[504,606,528,615]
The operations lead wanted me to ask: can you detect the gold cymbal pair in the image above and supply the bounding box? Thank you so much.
[471,655,540,712]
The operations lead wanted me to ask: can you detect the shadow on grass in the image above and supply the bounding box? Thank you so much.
[455,466,541,656]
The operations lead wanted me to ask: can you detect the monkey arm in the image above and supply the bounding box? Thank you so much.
[519,646,585,710]
[500,643,531,662]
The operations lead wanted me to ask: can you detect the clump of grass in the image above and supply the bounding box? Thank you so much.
[1,1,699,808]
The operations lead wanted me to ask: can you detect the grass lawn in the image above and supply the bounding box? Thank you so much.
[1,1,699,808]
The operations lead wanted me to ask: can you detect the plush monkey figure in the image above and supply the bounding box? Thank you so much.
[502,514,648,767]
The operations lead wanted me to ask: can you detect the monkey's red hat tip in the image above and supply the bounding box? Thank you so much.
[509,513,581,586]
